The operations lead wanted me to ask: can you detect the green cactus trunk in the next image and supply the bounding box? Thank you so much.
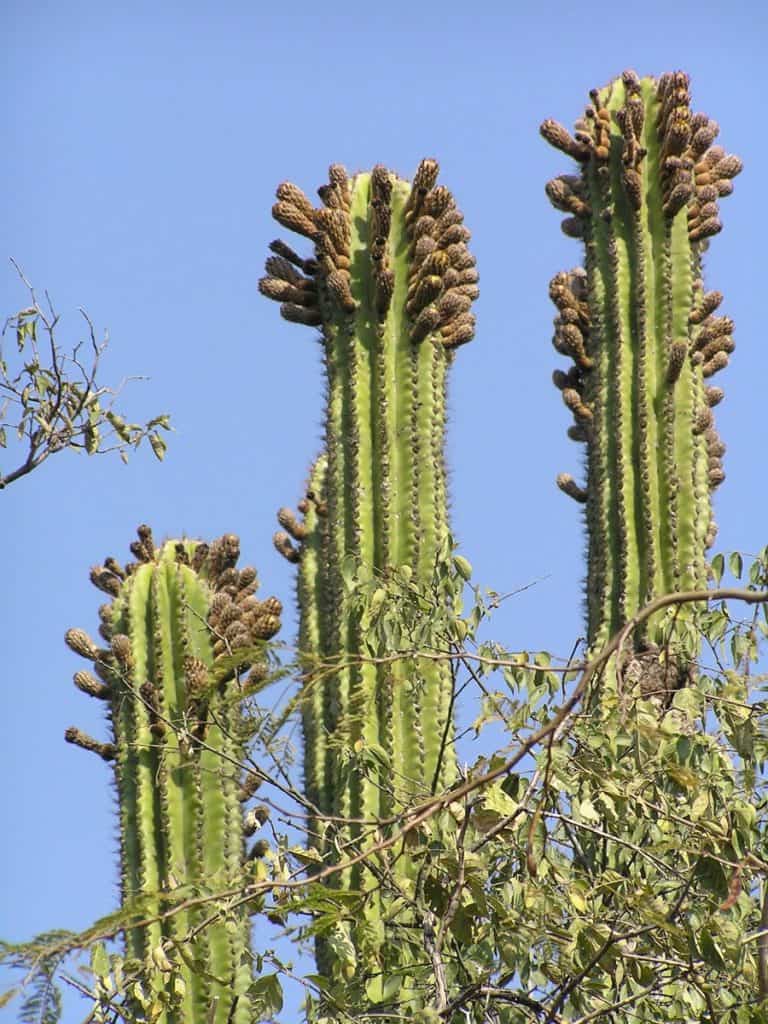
[65,526,281,1024]
[260,161,477,990]
[543,70,741,689]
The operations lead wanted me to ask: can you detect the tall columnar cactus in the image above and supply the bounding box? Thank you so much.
[259,161,477,983]
[542,70,741,671]
[65,526,282,1024]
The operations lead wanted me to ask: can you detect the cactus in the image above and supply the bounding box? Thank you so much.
[260,161,477,987]
[542,71,741,680]
[64,526,282,1024]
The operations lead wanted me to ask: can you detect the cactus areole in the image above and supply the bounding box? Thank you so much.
[261,162,477,984]
[543,71,741,664]
[65,526,282,1024]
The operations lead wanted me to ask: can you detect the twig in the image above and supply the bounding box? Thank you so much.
[759,876,768,1001]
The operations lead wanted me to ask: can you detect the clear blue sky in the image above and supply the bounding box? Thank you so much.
[3,1,767,1019]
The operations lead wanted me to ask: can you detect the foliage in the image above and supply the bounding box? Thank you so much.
[8,548,767,1023]
[0,262,171,489]
[0,932,73,1024]
[264,548,768,1023]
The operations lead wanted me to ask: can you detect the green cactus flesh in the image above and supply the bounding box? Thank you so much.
[542,71,741,662]
[260,161,477,984]
[65,526,282,1024]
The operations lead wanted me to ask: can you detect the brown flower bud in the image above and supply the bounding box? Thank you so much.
[274,531,300,564]
[556,472,588,503]
[65,628,100,661]
[64,726,115,761]
[280,303,322,326]
[540,119,590,161]
[111,634,133,669]
[666,341,688,385]
[73,670,111,700]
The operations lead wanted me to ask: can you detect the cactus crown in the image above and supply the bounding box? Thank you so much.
[543,70,741,658]
[65,526,282,1024]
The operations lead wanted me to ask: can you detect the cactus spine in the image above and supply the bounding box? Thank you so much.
[543,71,741,667]
[261,162,477,984]
[65,526,281,1024]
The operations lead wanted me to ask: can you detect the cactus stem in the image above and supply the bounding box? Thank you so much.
[544,70,740,657]
[65,526,282,1023]
[261,160,477,986]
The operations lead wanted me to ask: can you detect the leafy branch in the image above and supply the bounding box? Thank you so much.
[0,260,171,490]
[0,930,75,1024]
[6,550,768,1022]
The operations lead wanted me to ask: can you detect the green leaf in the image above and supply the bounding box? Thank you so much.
[250,974,284,1016]
[453,554,473,581]
[90,942,109,978]
[381,974,403,1002]
[365,976,384,1003]
[710,553,725,584]
[84,424,99,454]
[474,782,519,832]
[353,740,391,773]
[729,551,744,579]
[569,881,589,913]
[149,431,167,461]
[106,411,132,442]
[689,790,709,820]
[16,320,34,351]
[577,797,600,822]
[699,928,727,970]
[288,845,324,867]
[0,988,19,1009]
[671,686,703,718]
[304,974,331,993]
